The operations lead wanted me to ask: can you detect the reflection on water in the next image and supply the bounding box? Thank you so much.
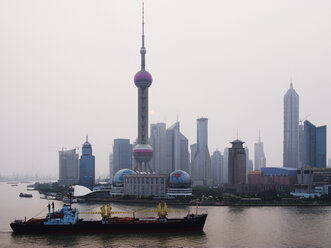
[1,182,331,248]
[9,232,207,248]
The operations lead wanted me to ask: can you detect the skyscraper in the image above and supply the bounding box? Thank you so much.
[245,147,253,183]
[223,148,229,183]
[79,136,95,189]
[254,133,266,171]
[283,82,300,168]
[166,122,190,174]
[304,120,327,168]
[197,118,208,151]
[191,118,212,186]
[112,139,133,176]
[149,123,167,174]
[58,148,79,185]
[228,140,246,185]
[211,150,223,185]
[132,3,153,173]
[109,152,113,183]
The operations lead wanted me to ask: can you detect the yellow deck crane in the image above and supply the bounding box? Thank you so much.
[80,204,132,219]
[80,202,190,219]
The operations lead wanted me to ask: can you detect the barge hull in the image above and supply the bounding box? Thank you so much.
[11,215,207,234]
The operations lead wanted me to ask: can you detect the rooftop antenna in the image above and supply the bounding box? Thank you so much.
[258,129,261,142]
[236,128,239,139]
[290,78,293,89]
[86,134,88,142]
[140,1,146,70]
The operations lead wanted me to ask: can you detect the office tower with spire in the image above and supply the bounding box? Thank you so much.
[254,132,266,171]
[132,3,154,173]
[283,82,300,168]
[228,139,246,185]
[166,122,190,174]
[149,123,167,174]
[190,118,212,186]
[79,136,95,189]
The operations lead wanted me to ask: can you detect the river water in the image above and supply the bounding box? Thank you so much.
[0,182,330,248]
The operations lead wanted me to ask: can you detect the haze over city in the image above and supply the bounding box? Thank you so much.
[1,0,330,177]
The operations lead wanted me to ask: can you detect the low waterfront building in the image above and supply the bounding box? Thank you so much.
[295,167,331,193]
[124,174,168,198]
[248,167,297,193]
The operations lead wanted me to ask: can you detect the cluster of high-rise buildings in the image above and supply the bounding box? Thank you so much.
[57,5,329,197]
[109,117,267,189]
[283,83,327,169]
[58,136,95,189]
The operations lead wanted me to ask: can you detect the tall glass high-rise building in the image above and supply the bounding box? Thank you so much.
[112,139,133,176]
[211,150,223,185]
[191,118,212,186]
[304,120,327,168]
[166,122,190,174]
[58,148,79,185]
[79,136,95,189]
[283,83,299,168]
[149,123,167,174]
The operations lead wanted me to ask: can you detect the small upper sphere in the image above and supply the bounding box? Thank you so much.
[169,170,191,188]
[134,70,152,88]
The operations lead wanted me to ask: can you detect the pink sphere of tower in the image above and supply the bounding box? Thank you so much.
[134,70,152,88]
[133,144,153,163]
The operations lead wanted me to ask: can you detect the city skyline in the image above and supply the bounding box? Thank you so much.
[1,1,331,176]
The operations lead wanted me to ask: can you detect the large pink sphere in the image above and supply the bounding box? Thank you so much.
[134,70,152,88]
[133,144,153,163]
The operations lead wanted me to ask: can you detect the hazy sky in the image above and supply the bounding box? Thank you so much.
[1,0,331,177]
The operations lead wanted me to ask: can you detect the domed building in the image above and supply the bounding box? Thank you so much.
[110,169,137,197]
[167,170,192,198]
[113,169,137,187]
[169,170,191,188]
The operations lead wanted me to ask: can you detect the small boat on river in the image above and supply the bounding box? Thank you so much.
[19,193,33,198]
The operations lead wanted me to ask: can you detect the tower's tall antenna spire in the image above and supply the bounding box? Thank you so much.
[142,2,144,40]
[140,2,146,70]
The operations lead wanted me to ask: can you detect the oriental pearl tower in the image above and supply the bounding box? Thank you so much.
[133,3,153,173]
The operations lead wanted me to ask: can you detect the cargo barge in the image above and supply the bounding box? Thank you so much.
[10,201,207,234]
